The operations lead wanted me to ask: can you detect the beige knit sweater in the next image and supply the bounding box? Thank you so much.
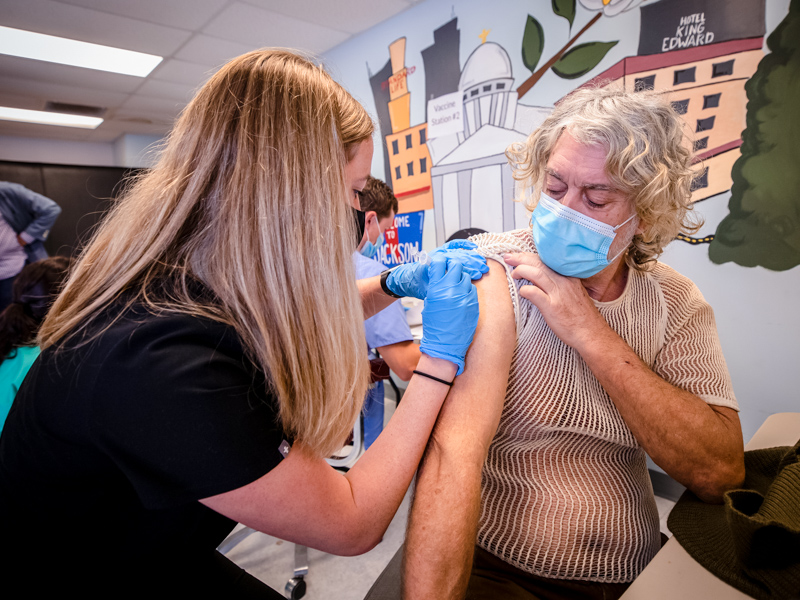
[472,229,738,583]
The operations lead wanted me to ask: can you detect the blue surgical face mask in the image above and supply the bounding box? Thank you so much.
[359,228,384,259]
[531,193,637,279]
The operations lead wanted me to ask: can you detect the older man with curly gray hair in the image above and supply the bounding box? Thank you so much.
[367,86,745,600]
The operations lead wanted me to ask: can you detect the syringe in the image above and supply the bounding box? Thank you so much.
[411,250,430,265]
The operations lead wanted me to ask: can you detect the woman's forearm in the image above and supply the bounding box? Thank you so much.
[358,275,398,319]
[341,355,456,547]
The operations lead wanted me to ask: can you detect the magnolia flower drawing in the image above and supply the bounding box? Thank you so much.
[579,0,646,17]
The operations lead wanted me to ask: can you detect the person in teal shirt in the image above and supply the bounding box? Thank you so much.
[0,256,71,430]
[0,346,40,430]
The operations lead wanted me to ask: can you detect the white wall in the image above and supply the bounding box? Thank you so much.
[0,133,162,168]
[0,134,117,166]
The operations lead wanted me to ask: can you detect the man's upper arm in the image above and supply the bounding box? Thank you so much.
[430,258,516,463]
[402,259,517,599]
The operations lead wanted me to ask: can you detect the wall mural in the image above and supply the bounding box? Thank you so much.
[369,0,796,272]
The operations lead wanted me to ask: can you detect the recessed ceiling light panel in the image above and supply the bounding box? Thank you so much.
[0,106,103,129]
[0,26,162,77]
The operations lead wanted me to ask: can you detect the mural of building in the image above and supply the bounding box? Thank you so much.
[421,17,462,112]
[374,0,769,243]
[386,124,431,203]
[430,40,550,244]
[368,58,394,186]
[383,38,434,214]
[582,0,766,233]
[458,42,518,138]
[585,40,764,205]
[636,0,765,56]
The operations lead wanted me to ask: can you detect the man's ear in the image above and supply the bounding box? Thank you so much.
[634,212,648,236]
[365,210,379,234]
[356,210,379,251]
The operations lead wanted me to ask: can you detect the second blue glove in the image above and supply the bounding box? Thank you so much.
[419,254,480,375]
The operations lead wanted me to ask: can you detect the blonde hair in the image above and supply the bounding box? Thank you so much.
[40,49,374,456]
[507,86,702,270]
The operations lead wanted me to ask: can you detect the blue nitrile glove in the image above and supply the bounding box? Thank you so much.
[419,254,480,375]
[385,240,489,299]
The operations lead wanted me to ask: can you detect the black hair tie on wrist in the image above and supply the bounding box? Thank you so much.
[412,369,454,387]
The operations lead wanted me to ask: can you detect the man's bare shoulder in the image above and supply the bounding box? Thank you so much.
[474,259,515,337]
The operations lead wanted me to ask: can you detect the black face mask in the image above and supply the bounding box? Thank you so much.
[352,207,366,249]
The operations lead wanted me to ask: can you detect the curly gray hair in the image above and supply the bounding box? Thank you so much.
[507,85,703,271]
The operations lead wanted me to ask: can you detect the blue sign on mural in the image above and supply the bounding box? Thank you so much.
[376,210,425,268]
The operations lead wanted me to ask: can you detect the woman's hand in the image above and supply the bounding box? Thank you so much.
[385,240,489,299]
[419,254,480,375]
[503,252,608,351]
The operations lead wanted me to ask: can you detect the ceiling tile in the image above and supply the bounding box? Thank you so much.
[242,0,414,34]
[203,3,350,54]
[95,118,172,137]
[2,0,191,56]
[0,91,43,111]
[173,34,255,67]
[0,75,130,110]
[83,128,128,143]
[55,0,231,31]
[136,79,199,102]
[0,0,419,145]
[150,59,217,87]
[0,120,94,141]
[118,97,184,120]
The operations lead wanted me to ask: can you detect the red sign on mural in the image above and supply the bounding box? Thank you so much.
[381,65,417,90]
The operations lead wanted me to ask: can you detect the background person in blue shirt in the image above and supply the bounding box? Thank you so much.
[0,182,62,312]
[354,176,421,448]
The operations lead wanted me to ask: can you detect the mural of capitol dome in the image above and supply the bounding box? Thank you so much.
[458,42,518,140]
[429,39,551,245]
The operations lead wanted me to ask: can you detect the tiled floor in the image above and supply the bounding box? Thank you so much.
[224,391,677,599]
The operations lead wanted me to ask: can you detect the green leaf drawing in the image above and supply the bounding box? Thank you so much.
[552,0,576,28]
[521,15,545,73]
[551,40,618,79]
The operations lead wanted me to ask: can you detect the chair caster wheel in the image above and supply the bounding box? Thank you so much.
[285,576,306,599]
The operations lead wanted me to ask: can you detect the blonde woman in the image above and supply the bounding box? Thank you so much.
[0,50,484,597]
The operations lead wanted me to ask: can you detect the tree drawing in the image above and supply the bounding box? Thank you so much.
[517,0,644,98]
[709,0,800,271]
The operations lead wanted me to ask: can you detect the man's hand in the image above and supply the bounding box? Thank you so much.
[503,252,607,350]
[16,234,27,247]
